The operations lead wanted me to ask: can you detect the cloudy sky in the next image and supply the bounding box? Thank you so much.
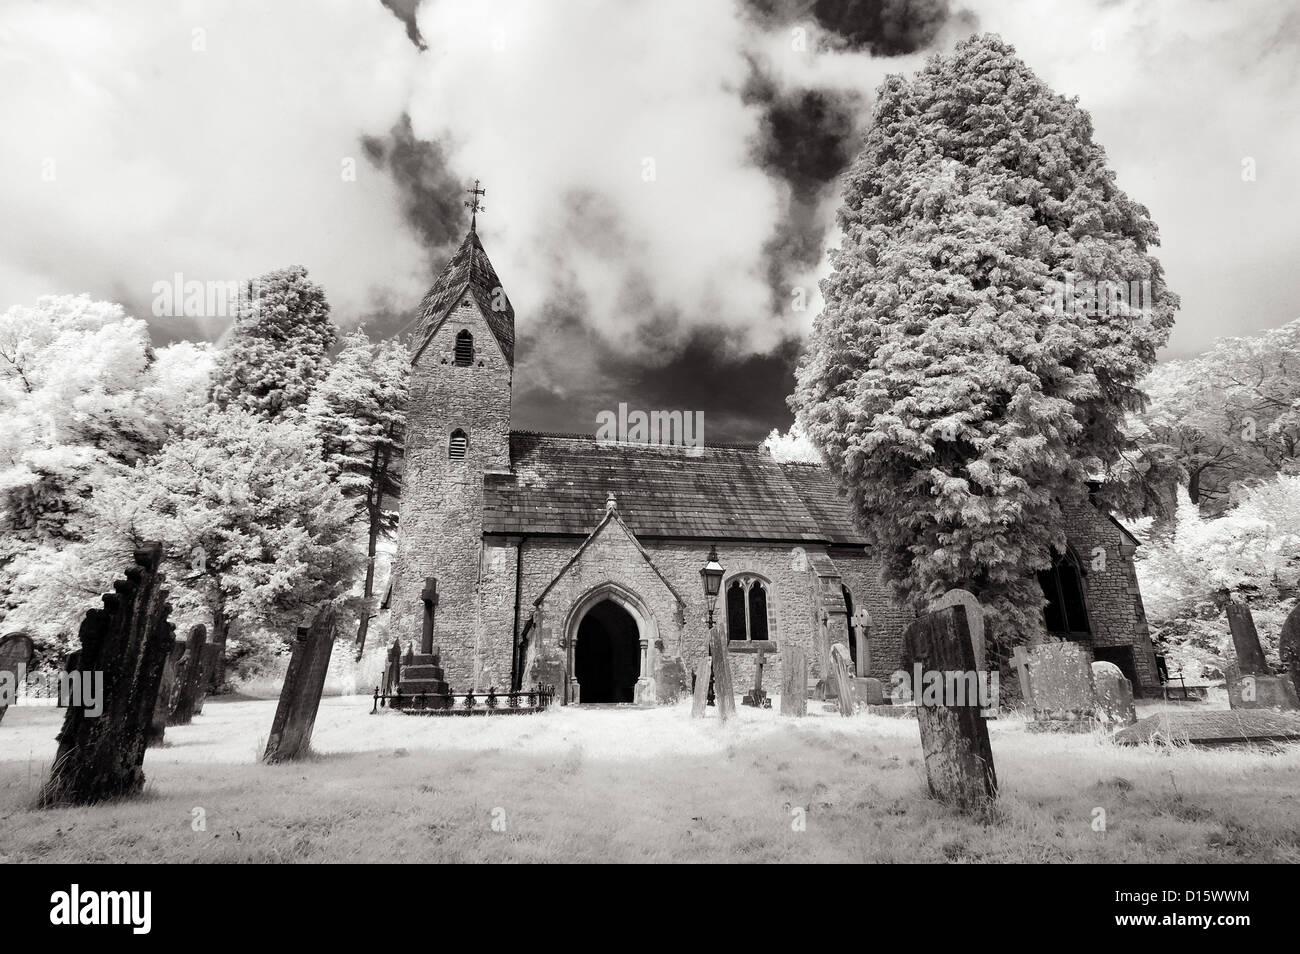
[3,0,1298,442]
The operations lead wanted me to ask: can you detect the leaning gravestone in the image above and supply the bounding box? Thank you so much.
[691,654,712,719]
[1281,602,1300,701]
[828,642,854,717]
[780,646,807,717]
[264,609,338,763]
[1026,642,1097,731]
[0,631,35,726]
[192,643,220,716]
[1091,661,1136,728]
[1225,600,1300,711]
[901,605,996,812]
[169,624,208,725]
[39,545,175,806]
[709,629,736,722]
[147,638,184,747]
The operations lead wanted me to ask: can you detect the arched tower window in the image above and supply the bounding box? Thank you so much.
[448,429,468,460]
[454,329,474,366]
[1037,548,1091,637]
[725,575,771,641]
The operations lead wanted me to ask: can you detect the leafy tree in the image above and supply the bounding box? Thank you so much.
[210,266,337,420]
[116,408,362,682]
[0,295,213,651]
[792,34,1178,646]
[304,330,407,656]
[1112,318,1300,519]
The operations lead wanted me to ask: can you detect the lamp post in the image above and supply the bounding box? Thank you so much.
[699,545,724,628]
[699,545,734,720]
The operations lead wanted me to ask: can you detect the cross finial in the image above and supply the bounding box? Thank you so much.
[464,178,486,230]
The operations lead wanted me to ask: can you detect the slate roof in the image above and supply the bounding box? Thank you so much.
[412,227,515,366]
[483,432,869,545]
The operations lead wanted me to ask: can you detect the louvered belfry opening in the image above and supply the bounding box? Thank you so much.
[454,329,474,365]
[448,429,468,460]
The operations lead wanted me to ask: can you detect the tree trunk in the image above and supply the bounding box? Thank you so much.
[354,445,386,660]
[901,605,997,813]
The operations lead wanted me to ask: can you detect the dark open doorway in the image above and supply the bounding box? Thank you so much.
[574,600,641,703]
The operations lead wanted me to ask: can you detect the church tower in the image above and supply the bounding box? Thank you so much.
[391,209,514,688]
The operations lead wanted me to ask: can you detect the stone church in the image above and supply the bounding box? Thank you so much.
[389,223,1162,704]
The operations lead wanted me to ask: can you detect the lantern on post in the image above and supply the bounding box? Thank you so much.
[699,545,724,629]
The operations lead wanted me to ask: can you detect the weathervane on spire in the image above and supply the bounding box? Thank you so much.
[464,178,486,230]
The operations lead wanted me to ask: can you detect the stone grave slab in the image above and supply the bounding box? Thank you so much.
[1114,710,1300,747]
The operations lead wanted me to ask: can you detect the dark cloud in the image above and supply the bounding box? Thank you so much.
[360,114,463,263]
[743,0,956,56]
[379,0,426,50]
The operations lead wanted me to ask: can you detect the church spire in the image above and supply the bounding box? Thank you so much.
[464,178,486,231]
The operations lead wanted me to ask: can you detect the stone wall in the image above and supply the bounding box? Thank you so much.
[390,295,513,687]
[1059,499,1160,689]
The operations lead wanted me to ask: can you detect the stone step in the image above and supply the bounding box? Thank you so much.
[400,681,449,695]
[400,670,447,686]
[409,653,441,667]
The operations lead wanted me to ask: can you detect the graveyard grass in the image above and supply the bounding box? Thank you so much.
[2,695,1299,863]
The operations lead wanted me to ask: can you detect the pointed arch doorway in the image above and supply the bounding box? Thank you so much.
[574,600,641,703]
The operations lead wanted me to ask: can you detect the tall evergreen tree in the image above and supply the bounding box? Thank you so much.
[304,330,407,657]
[210,265,337,419]
[793,34,1178,646]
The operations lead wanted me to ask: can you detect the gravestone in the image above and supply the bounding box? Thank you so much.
[169,624,208,725]
[780,646,807,717]
[0,632,35,726]
[656,655,688,705]
[849,608,871,675]
[901,605,997,812]
[39,545,175,807]
[928,588,985,669]
[741,644,771,708]
[0,631,34,727]
[147,639,184,747]
[1281,602,1300,700]
[382,638,402,696]
[1226,600,1269,675]
[1026,642,1097,731]
[691,654,712,718]
[264,609,338,763]
[828,642,854,716]
[192,643,220,715]
[1091,661,1136,728]
[853,677,884,706]
[1224,601,1300,711]
[709,630,735,721]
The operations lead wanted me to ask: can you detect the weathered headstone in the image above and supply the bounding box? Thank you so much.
[1226,600,1269,675]
[264,609,338,763]
[853,677,884,706]
[1091,661,1136,728]
[1026,642,1096,731]
[1010,645,1033,707]
[1224,600,1299,711]
[828,642,854,716]
[928,589,985,669]
[741,644,770,708]
[382,638,402,696]
[39,545,175,806]
[780,646,807,717]
[169,624,208,726]
[901,605,996,812]
[656,655,688,705]
[147,638,184,746]
[849,608,871,676]
[192,643,219,715]
[691,654,712,718]
[1282,602,1300,701]
[0,631,35,726]
[709,629,735,722]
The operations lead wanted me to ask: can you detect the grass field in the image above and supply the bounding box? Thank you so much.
[2,695,1298,863]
